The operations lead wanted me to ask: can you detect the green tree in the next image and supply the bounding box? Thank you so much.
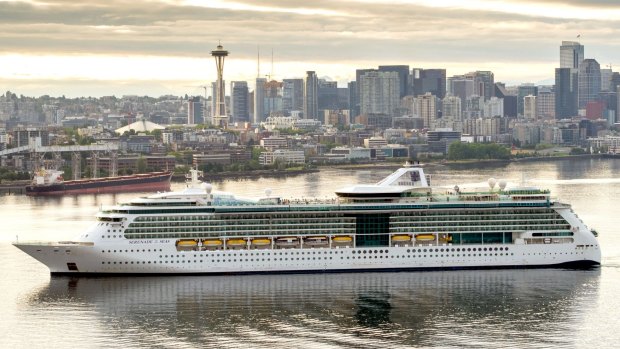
[137,157,147,173]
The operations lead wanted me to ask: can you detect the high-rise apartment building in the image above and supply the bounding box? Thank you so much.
[187,96,203,125]
[555,68,578,118]
[536,87,555,119]
[378,65,409,98]
[353,68,377,117]
[359,71,400,117]
[518,84,538,116]
[483,97,504,118]
[523,95,537,120]
[416,93,437,128]
[230,81,249,123]
[578,59,601,109]
[441,95,462,123]
[560,41,584,70]
[303,71,319,119]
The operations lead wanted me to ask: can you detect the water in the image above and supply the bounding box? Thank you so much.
[1,158,619,348]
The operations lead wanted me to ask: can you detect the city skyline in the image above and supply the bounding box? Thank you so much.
[0,0,619,97]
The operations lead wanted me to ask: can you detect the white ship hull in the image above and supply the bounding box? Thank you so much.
[14,239,600,275]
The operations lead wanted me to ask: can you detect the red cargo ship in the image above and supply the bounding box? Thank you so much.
[26,169,172,196]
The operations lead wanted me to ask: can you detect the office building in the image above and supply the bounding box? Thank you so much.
[304,71,319,119]
[230,81,249,123]
[560,41,584,69]
[495,83,517,117]
[283,78,304,115]
[318,79,339,113]
[578,59,601,109]
[253,78,267,123]
[555,68,578,118]
[411,68,446,99]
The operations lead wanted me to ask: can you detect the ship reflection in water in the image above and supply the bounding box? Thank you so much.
[27,269,599,348]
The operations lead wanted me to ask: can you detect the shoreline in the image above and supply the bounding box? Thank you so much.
[1,154,618,191]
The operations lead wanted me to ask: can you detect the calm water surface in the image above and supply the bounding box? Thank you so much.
[1,158,619,348]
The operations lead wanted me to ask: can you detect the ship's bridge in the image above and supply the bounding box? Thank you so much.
[335,166,431,203]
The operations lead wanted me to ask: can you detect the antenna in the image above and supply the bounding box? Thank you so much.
[257,45,260,78]
[271,48,274,81]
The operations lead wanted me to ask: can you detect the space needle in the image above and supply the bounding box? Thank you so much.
[211,42,229,128]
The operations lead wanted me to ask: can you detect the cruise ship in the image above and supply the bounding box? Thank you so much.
[14,164,601,275]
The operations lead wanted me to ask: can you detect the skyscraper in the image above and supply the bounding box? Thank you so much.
[303,71,318,119]
[230,81,249,124]
[560,41,584,69]
[600,68,613,92]
[578,59,601,109]
[472,71,495,101]
[555,68,578,118]
[448,76,475,110]
[359,70,400,117]
[378,65,409,98]
[283,78,304,115]
[317,79,339,113]
[253,78,266,124]
[353,68,376,117]
[264,80,284,117]
[412,68,446,99]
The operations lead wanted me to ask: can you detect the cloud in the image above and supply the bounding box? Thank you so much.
[0,0,619,96]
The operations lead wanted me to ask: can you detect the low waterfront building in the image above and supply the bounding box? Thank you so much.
[259,150,306,166]
[260,136,289,151]
[588,135,620,153]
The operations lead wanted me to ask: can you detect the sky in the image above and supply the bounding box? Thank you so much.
[0,0,619,97]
